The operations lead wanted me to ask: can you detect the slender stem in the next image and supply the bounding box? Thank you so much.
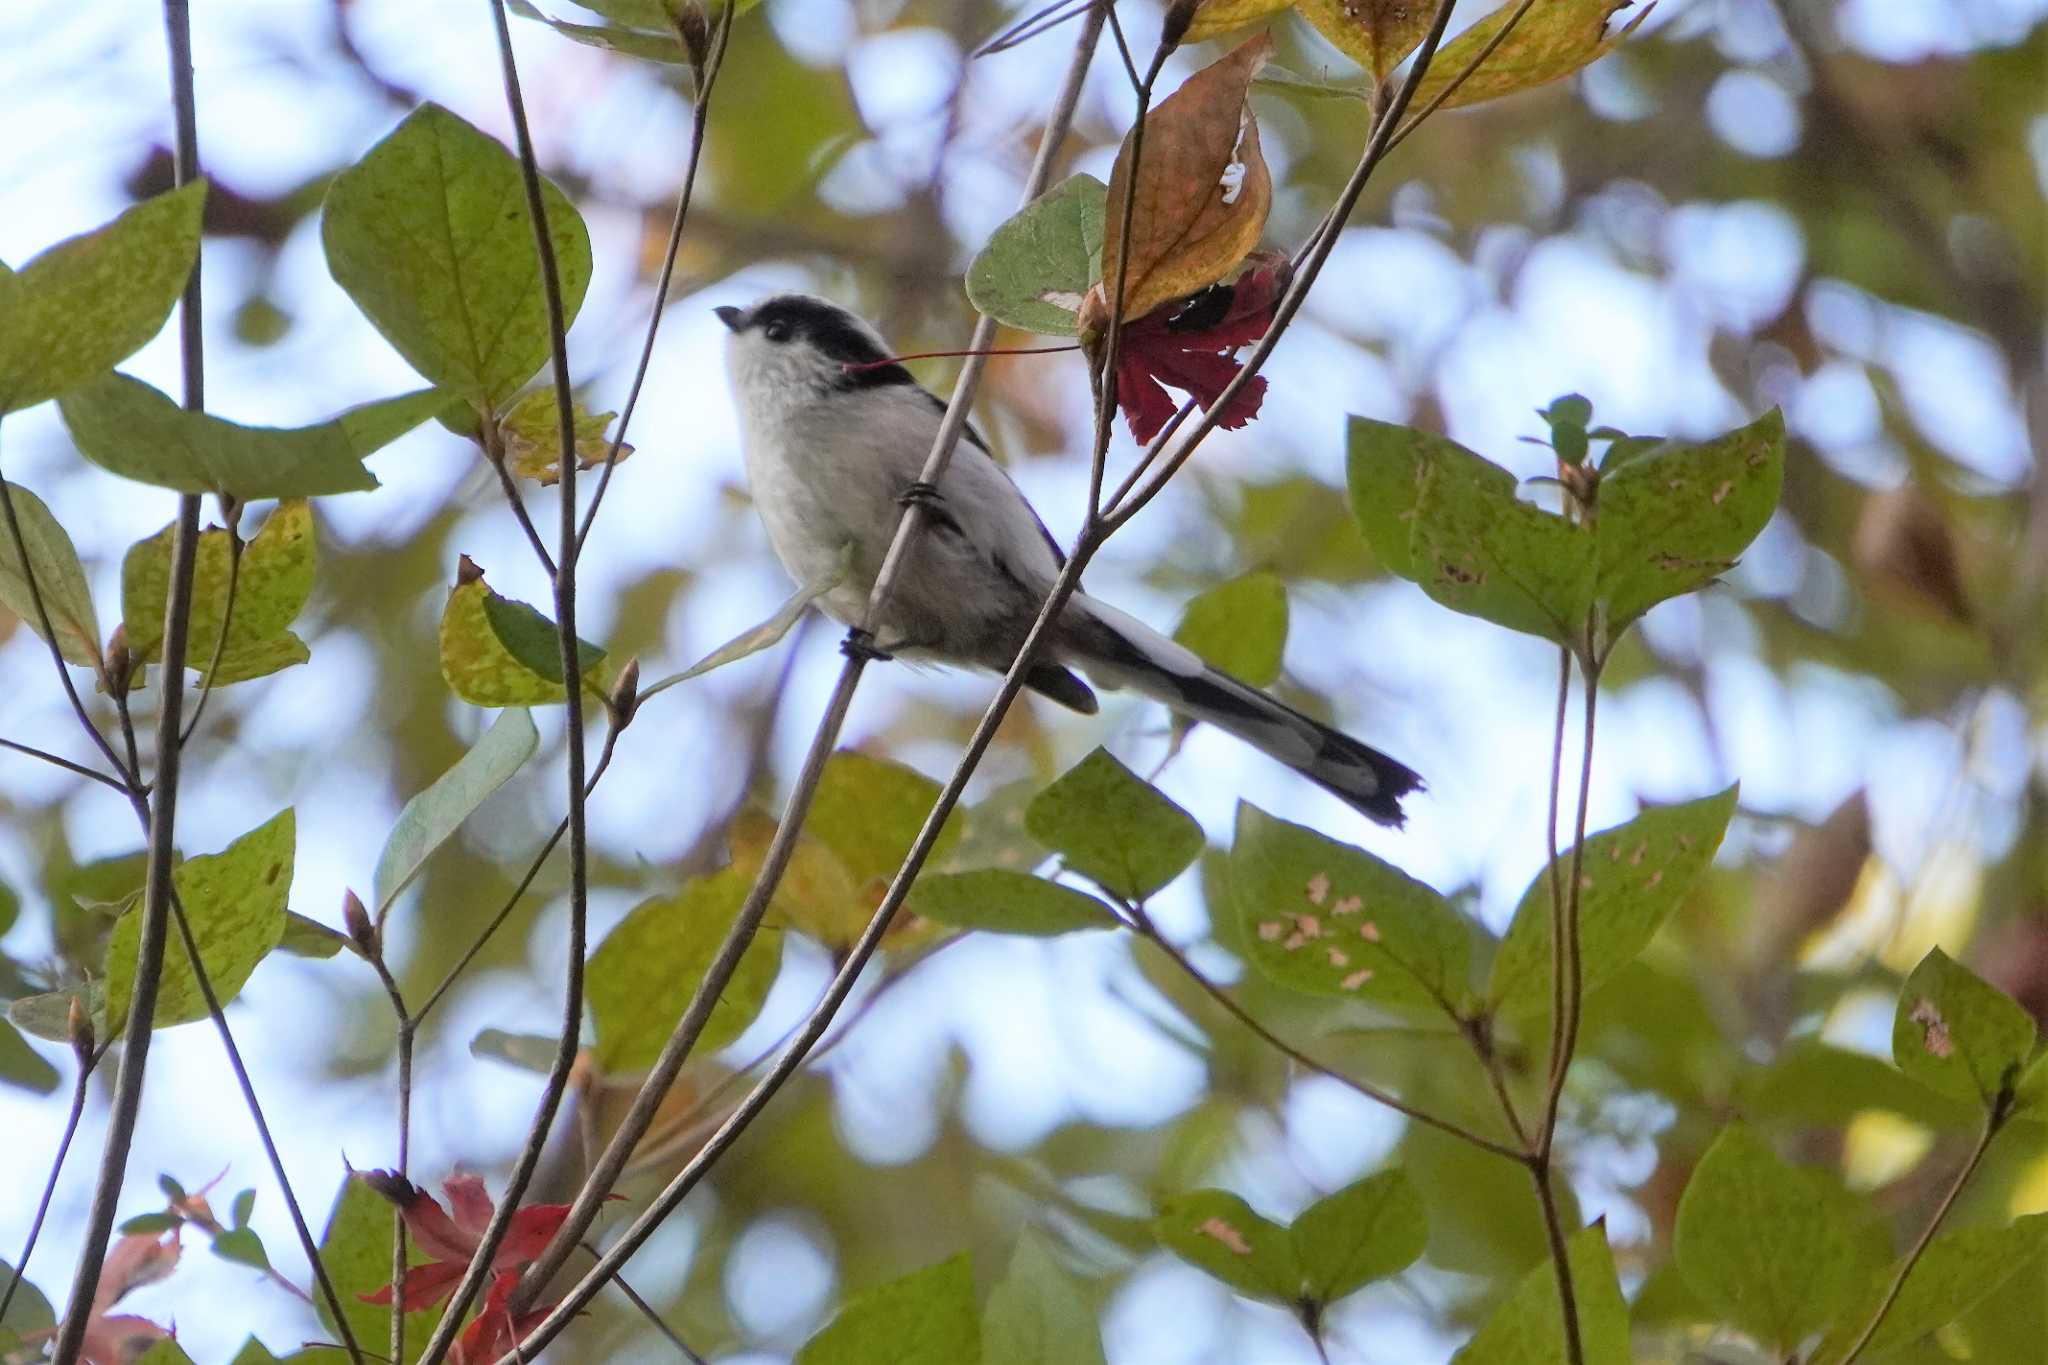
[575,0,735,558]
[415,6,591,1358]
[1529,1162,1584,1364]
[974,0,1095,59]
[1537,656,1599,1152]
[411,723,621,1025]
[0,1051,96,1324]
[483,428,558,579]
[53,6,209,1352]
[177,506,243,746]
[505,4,1111,1319]
[0,736,130,793]
[1542,650,1570,1096]
[1102,0,1462,533]
[1128,912,1524,1160]
[582,1247,706,1364]
[366,947,413,1365]
[1839,1108,2007,1364]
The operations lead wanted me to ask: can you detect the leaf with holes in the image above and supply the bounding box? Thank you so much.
[438,557,609,706]
[1488,786,1736,1025]
[122,499,316,688]
[103,809,294,1031]
[322,103,592,410]
[60,372,443,497]
[588,868,783,1070]
[374,707,539,915]
[1155,1189,1300,1304]
[1892,947,2040,1112]
[1174,572,1288,688]
[966,174,1108,337]
[1595,409,1783,651]
[1675,1124,1887,1355]
[0,480,100,667]
[1026,749,1203,902]
[797,1254,980,1365]
[1452,1222,1630,1364]
[1411,0,1655,112]
[1291,1170,1427,1305]
[0,182,204,415]
[1232,803,1472,1017]
[913,869,1119,937]
[1098,34,1273,324]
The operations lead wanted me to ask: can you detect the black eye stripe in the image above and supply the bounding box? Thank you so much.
[747,295,916,388]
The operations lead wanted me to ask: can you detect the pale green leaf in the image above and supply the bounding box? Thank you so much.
[1153,1189,1300,1304]
[1291,1169,1427,1304]
[965,175,1107,337]
[1173,573,1288,688]
[123,500,317,679]
[316,1173,437,1363]
[912,869,1119,936]
[983,1230,1106,1365]
[374,707,538,914]
[1810,1214,2048,1364]
[0,480,100,666]
[1452,1222,1630,1364]
[797,1254,980,1365]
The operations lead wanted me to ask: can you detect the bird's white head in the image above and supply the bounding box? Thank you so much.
[715,294,914,422]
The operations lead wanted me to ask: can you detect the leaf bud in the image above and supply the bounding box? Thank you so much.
[342,889,376,958]
[609,656,642,728]
[68,993,94,1062]
[1158,0,1200,57]
[105,623,133,693]
[665,0,711,69]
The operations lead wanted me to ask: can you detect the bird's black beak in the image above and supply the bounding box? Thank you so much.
[713,305,746,333]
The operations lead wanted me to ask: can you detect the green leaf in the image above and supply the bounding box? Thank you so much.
[1594,410,1784,647]
[1488,786,1737,1024]
[0,480,101,666]
[0,182,205,414]
[119,1213,183,1236]
[103,809,295,1031]
[1675,1124,1886,1353]
[1742,1039,1977,1132]
[983,1230,1106,1365]
[122,499,317,683]
[1026,749,1203,901]
[640,560,846,701]
[0,1017,59,1095]
[506,0,685,62]
[808,750,963,890]
[134,1341,198,1365]
[470,1027,559,1073]
[0,1257,55,1350]
[1411,0,1655,113]
[276,911,350,959]
[212,1225,271,1271]
[912,870,1119,937]
[1153,1189,1300,1304]
[60,373,444,497]
[1290,1169,1427,1304]
[322,103,592,410]
[1892,946,2040,1111]
[438,560,609,706]
[232,1188,256,1227]
[1173,573,1288,688]
[1231,803,1472,1017]
[317,1172,437,1364]
[1252,64,1371,103]
[965,174,1107,337]
[374,707,538,914]
[7,986,96,1043]
[588,867,783,1071]
[797,1253,980,1365]
[1810,1214,2048,1364]
[1452,1222,1630,1364]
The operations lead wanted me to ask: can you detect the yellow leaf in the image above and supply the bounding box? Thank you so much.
[1100,33,1275,324]
[1184,0,1296,45]
[498,387,632,485]
[1410,0,1652,112]
[1296,0,1436,78]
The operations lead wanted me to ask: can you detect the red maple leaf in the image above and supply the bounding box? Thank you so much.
[449,1268,554,1365]
[355,1170,571,1314]
[1111,250,1291,443]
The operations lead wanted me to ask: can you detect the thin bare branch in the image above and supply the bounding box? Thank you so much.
[0,1048,97,1326]
[0,736,130,794]
[177,502,243,746]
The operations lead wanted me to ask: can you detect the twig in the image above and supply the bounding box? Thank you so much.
[0,1047,98,1325]
[53,5,213,1353]
[503,1,1113,1325]
[0,736,130,794]
[581,1246,706,1364]
[1124,907,1524,1160]
[363,937,414,1364]
[1838,1104,2010,1364]
[575,0,735,558]
[973,0,1096,59]
[483,424,559,580]
[414,4,594,1357]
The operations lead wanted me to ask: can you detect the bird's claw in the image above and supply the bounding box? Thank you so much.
[840,628,893,663]
[897,480,943,510]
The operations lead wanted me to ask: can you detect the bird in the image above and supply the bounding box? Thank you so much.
[715,293,1422,826]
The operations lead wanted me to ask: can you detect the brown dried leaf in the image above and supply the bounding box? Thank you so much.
[1099,33,1274,324]
[1410,0,1652,112]
[1296,0,1437,78]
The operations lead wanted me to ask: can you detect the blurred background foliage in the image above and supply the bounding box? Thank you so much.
[0,0,2045,1361]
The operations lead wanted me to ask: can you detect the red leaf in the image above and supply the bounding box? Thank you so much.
[1111,250,1288,442]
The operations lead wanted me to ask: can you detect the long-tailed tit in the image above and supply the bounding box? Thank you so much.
[717,294,1421,825]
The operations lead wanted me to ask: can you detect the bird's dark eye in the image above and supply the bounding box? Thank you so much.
[762,319,792,343]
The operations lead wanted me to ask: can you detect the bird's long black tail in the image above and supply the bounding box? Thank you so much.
[1061,596,1423,827]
